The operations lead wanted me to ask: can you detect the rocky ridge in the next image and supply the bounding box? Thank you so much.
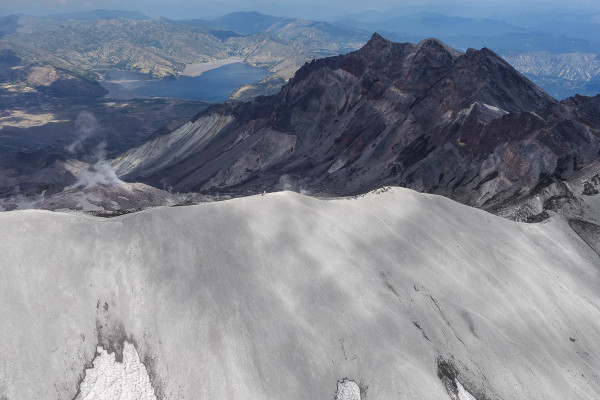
[113,33,600,212]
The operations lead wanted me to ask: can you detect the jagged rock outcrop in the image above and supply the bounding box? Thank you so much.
[113,33,600,209]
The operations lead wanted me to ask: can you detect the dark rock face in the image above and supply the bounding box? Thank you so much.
[114,34,600,209]
[0,149,76,197]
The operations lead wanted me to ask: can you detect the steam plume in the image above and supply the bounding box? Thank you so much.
[66,111,100,154]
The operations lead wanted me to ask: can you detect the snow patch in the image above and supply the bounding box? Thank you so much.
[457,102,507,118]
[458,103,476,116]
[335,379,361,400]
[481,103,508,115]
[76,341,156,400]
[456,380,478,400]
[328,159,346,174]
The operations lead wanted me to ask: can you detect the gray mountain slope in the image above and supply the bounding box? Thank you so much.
[1,188,599,399]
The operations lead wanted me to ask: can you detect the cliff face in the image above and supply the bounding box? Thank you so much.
[114,33,600,209]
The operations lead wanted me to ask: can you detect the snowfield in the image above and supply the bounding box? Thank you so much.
[76,342,156,400]
[0,188,599,400]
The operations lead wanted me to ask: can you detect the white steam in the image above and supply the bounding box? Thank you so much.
[0,186,44,211]
[66,111,100,154]
[67,141,126,190]
[65,112,126,191]
[279,174,310,195]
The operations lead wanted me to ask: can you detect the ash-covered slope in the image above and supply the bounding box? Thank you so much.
[113,33,600,209]
[1,188,600,400]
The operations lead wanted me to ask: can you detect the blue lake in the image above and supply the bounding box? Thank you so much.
[99,63,270,102]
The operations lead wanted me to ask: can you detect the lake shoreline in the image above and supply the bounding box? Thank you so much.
[180,57,246,77]
[97,63,271,102]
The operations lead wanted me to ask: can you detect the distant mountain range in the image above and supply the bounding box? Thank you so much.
[336,12,527,38]
[2,11,369,75]
[0,11,370,102]
[0,15,20,38]
[172,11,368,49]
[502,52,600,99]
[212,11,293,35]
[337,8,600,42]
[44,9,150,21]
[113,34,600,214]
[2,10,600,99]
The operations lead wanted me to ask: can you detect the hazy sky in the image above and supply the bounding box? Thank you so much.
[1,0,599,20]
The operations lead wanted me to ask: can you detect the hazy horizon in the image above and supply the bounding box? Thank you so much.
[2,0,600,21]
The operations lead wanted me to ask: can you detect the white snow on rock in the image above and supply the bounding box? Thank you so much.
[481,103,508,115]
[456,380,477,400]
[457,102,508,119]
[335,379,361,400]
[76,342,156,400]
